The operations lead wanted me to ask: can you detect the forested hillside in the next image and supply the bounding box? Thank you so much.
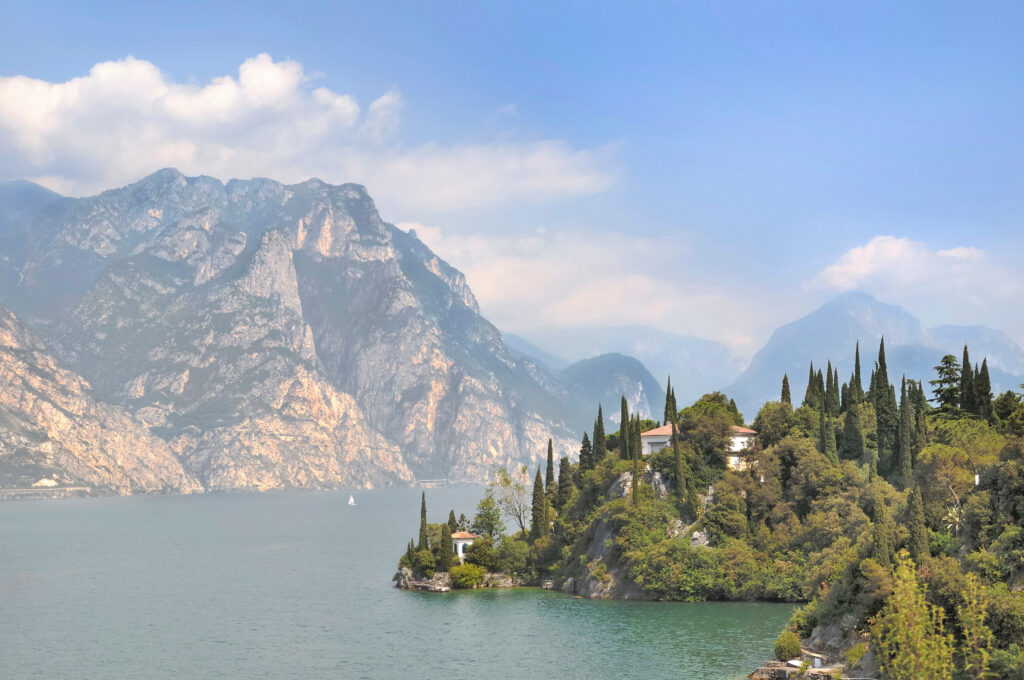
[401,338,1024,679]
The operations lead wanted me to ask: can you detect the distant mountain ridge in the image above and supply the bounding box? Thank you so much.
[0,170,656,492]
[727,291,1024,418]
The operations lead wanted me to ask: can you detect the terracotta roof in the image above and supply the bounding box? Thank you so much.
[451,531,478,539]
[640,424,674,437]
[731,425,757,435]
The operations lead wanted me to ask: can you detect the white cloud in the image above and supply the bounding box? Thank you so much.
[400,221,770,354]
[812,235,1024,341]
[0,54,612,210]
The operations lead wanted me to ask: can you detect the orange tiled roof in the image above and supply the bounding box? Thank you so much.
[641,423,757,436]
[451,531,478,539]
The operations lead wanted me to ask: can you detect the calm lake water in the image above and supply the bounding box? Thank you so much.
[0,486,792,679]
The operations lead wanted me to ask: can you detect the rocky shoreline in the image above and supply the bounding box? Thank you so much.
[393,567,523,592]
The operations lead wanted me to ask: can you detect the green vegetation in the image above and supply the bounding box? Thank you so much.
[397,339,1024,678]
[774,630,802,661]
[449,563,487,588]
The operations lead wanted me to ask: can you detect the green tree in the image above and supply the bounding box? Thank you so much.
[530,466,549,540]
[578,431,592,472]
[896,377,914,489]
[781,374,792,407]
[471,488,506,537]
[872,494,897,568]
[491,466,530,536]
[753,401,793,450]
[976,358,993,422]
[418,491,429,551]
[962,345,978,415]
[853,340,864,402]
[620,396,630,460]
[825,361,840,416]
[447,509,458,532]
[931,354,962,415]
[818,408,838,464]
[556,456,574,510]
[593,404,607,464]
[872,551,955,680]
[545,438,556,499]
[958,571,994,680]
[665,376,678,423]
[803,362,818,409]
[906,487,929,562]
[438,523,454,571]
[774,630,802,661]
[839,401,865,462]
[875,339,899,477]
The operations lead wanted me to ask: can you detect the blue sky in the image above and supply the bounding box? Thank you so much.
[2,1,1023,356]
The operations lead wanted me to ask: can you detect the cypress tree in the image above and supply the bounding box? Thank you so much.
[911,380,928,463]
[875,338,898,477]
[804,362,817,408]
[620,396,630,460]
[578,432,592,471]
[405,539,416,569]
[556,456,574,510]
[631,413,642,460]
[839,401,864,461]
[664,376,675,423]
[781,374,792,407]
[896,377,914,489]
[593,405,606,464]
[825,361,836,415]
[418,492,429,551]
[907,487,929,562]
[854,341,864,401]
[872,495,897,568]
[976,359,993,422]
[833,366,841,412]
[670,387,677,418]
[672,420,686,506]
[840,382,850,413]
[530,466,548,540]
[819,408,838,464]
[961,346,977,414]
[545,439,555,498]
[447,509,458,532]
[438,523,454,571]
[816,369,825,409]
[631,416,640,506]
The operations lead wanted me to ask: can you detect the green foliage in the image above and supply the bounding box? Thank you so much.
[592,404,607,465]
[872,550,955,680]
[931,354,962,415]
[438,524,454,571]
[845,642,867,667]
[496,537,530,576]
[472,489,506,538]
[774,630,802,661]
[958,571,993,680]
[906,487,929,562]
[781,374,792,407]
[464,534,498,572]
[447,509,458,532]
[530,466,549,540]
[449,563,487,588]
[753,401,794,450]
[418,491,429,551]
[556,456,575,510]
[415,549,436,578]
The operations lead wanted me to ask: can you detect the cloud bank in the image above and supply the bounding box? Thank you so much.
[0,54,613,211]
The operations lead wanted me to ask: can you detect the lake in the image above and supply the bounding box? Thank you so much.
[0,486,793,679]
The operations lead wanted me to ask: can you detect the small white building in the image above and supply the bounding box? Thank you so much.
[639,424,757,471]
[451,531,478,563]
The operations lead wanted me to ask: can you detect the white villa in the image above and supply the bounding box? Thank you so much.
[451,531,477,562]
[640,423,757,471]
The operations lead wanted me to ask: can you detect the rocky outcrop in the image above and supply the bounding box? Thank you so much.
[0,306,200,494]
[0,169,589,491]
[393,568,451,592]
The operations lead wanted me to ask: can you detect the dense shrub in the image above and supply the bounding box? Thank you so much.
[774,630,802,661]
[449,563,487,589]
[415,549,435,578]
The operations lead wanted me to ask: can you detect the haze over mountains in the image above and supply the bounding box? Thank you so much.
[0,173,661,493]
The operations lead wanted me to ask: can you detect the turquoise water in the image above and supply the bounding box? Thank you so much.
[0,487,792,679]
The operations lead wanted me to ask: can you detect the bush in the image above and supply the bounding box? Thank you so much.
[774,630,802,661]
[415,549,435,578]
[845,643,867,667]
[464,534,498,571]
[449,563,487,589]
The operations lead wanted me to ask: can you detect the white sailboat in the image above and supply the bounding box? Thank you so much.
[348,494,357,506]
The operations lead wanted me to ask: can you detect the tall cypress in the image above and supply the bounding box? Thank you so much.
[545,439,555,497]
[896,377,914,489]
[804,362,817,408]
[872,495,897,568]
[578,432,592,471]
[911,380,929,463]
[907,487,929,562]
[631,414,642,460]
[839,401,864,461]
[664,376,675,423]
[976,359,993,422]
[620,396,630,460]
[530,466,548,539]
[593,405,607,463]
[816,369,825,410]
[961,346,977,414]
[631,415,640,506]
[853,341,864,402]
[447,510,458,532]
[418,491,429,551]
[825,362,840,416]
[781,374,792,407]
[840,382,850,413]
[875,338,898,477]
[819,408,838,464]
[556,456,574,510]
[438,523,454,571]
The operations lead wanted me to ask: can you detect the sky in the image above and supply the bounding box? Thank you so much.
[1,1,1022,359]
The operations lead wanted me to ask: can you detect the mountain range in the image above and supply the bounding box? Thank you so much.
[0,172,658,493]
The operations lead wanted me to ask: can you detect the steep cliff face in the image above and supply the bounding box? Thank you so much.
[0,170,579,489]
[0,306,200,494]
